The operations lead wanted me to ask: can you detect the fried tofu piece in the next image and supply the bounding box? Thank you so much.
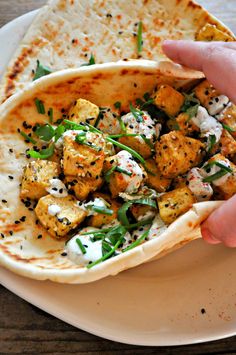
[118,135,152,159]
[175,112,200,135]
[155,131,203,178]
[145,158,171,192]
[153,85,185,117]
[68,98,99,126]
[35,195,87,238]
[88,192,121,228]
[20,160,59,200]
[219,129,236,156]
[196,24,234,42]
[218,104,236,139]
[63,134,105,178]
[171,175,187,189]
[157,187,196,224]
[194,80,221,109]
[206,154,236,199]
[130,204,156,221]
[65,176,103,201]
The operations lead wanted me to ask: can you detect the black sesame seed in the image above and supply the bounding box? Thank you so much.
[8,175,14,180]
[88,261,92,264]
[2,199,7,203]
[61,252,67,256]
[15,221,20,225]
[129,125,134,129]
[59,172,65,180]
[215,97,219,103]
[52,187,58,191]
[9,231,13,236]
[209,101,213,105]
[201,308,206,314]
[1,233,5,238]
[37,234,42,239]
[118,31,123,35]
[20,216,26,222]
[9,148,13,153]
[59,188,63,194]
[91,161,96,166]
[106,13,112,18]
[35,219,39,225]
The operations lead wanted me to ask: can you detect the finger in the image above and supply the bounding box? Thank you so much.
[201,194,236,247]
[162,41,236,104]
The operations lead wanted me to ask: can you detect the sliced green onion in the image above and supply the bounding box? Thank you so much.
[81,53,96,66]
[124,218,153,230]
[19,131,36,144]
[117,116,126,132]
[102,240,113,255]
[54,124,66,142]
[222,123,235,133]
[137,21,143,54]
[48,108,54,123]
[203,169,230,183]
[129,102,143,122]
[63,119,89,131]
[115,166,132,176]
[75,133,102,151]
[85,123,102,134]
[108,133,139,139]
[123,230,149,252]
[87,237,123,269]
[76,238,87,254]
[33,60,52,81]
[89,205,114,215]
[208,134,216,152]
[27,144,54,159]
[35,124,55,141]
[104,165,117,182]
[35,98,45,114]
[106,137,145,165]
[140,134,154,149]
[203,161,233,174]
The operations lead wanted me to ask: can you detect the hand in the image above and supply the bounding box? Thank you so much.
[162,40,236,247]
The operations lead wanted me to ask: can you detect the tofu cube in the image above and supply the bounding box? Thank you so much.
[88,193,121,228]
[21,160,59,200]
[206,154,236,200]
[63,134,105,178]
[65,175,103,201]
[194,80,220,108]
[145,158,171,192]
[175,112,200,135]
[218,104,236,139]
[196,24,234,42]
[219,129,236,156]
[118,135,152,159]
[68,98,99,126]
[155,131,203,178]
[35,194,87,238]
[153,85,185,117]
[158,187,196,224]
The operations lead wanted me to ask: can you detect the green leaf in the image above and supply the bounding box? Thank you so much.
[185,103,199,120]
[181,93,200,112]
[208,134,216,152]
[54,124,66,142]
[102,240,113,256]
[81,53,96,66]
[33,60,52,81]
[76,238,87,254]
[27,144,55,159]
[35,124,55,141]
[89,205,114,216]
[137,21,143,54]
[118,198,157,226]
[87,237,123,269]
[19,131,36,144]
[106,225,127,246]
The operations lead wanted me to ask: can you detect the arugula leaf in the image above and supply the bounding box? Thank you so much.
[33,60,52,81]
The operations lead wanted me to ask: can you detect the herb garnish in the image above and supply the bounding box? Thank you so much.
[123,230,149,252]
[106,137,145,165]
[27,145,55,159]
[87,238,123,269]
[207,134,216,152]
[76,238,87,254]
[19,131,36,144]
[35,98,45,114]
[86,204,114,216]
[203,161,233,183]
[118,198,157,226]
[48,108,54,123]
[81,54,96,66]
[181,93,200,120]
[75,132,101,151]
[129,102,143,122]
[137,21,143,54]
[222,123,235,133]
[33,60,52,81]
[35,124,55,141]
[114,101,121,110]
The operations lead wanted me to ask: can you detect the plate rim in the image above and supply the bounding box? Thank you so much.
[0,9,236,347]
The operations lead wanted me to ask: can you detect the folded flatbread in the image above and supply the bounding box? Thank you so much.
[0,0,234,103]
[0,60,224,283]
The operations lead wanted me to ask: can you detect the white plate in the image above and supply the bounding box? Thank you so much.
[1,10,236,346]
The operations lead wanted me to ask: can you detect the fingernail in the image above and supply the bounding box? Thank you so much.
[201,226,221,245]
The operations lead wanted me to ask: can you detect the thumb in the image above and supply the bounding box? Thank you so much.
[201,194,236,247]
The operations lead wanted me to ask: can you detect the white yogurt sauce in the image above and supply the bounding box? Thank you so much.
[116,150,144,193]
[201,160,232,187]
[66,228,103,265]
[191,106,223,143]
[121,111,157,141]
[207,95,229,116]
[137,210,156,221]
[148,215,167,240]
[187,168,213,201]
[97,108,121,135]
[48,204,61,216]
[46,179,68,197]
[78,197,109,216]
[119,186,158,201]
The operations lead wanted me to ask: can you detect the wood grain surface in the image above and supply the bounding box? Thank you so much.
[0,0,236,354]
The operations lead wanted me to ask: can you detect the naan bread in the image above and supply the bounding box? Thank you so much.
[0,0,234,103]
[0,60,223,283]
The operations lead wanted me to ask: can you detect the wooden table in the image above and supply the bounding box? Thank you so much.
[1,0,236,353]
